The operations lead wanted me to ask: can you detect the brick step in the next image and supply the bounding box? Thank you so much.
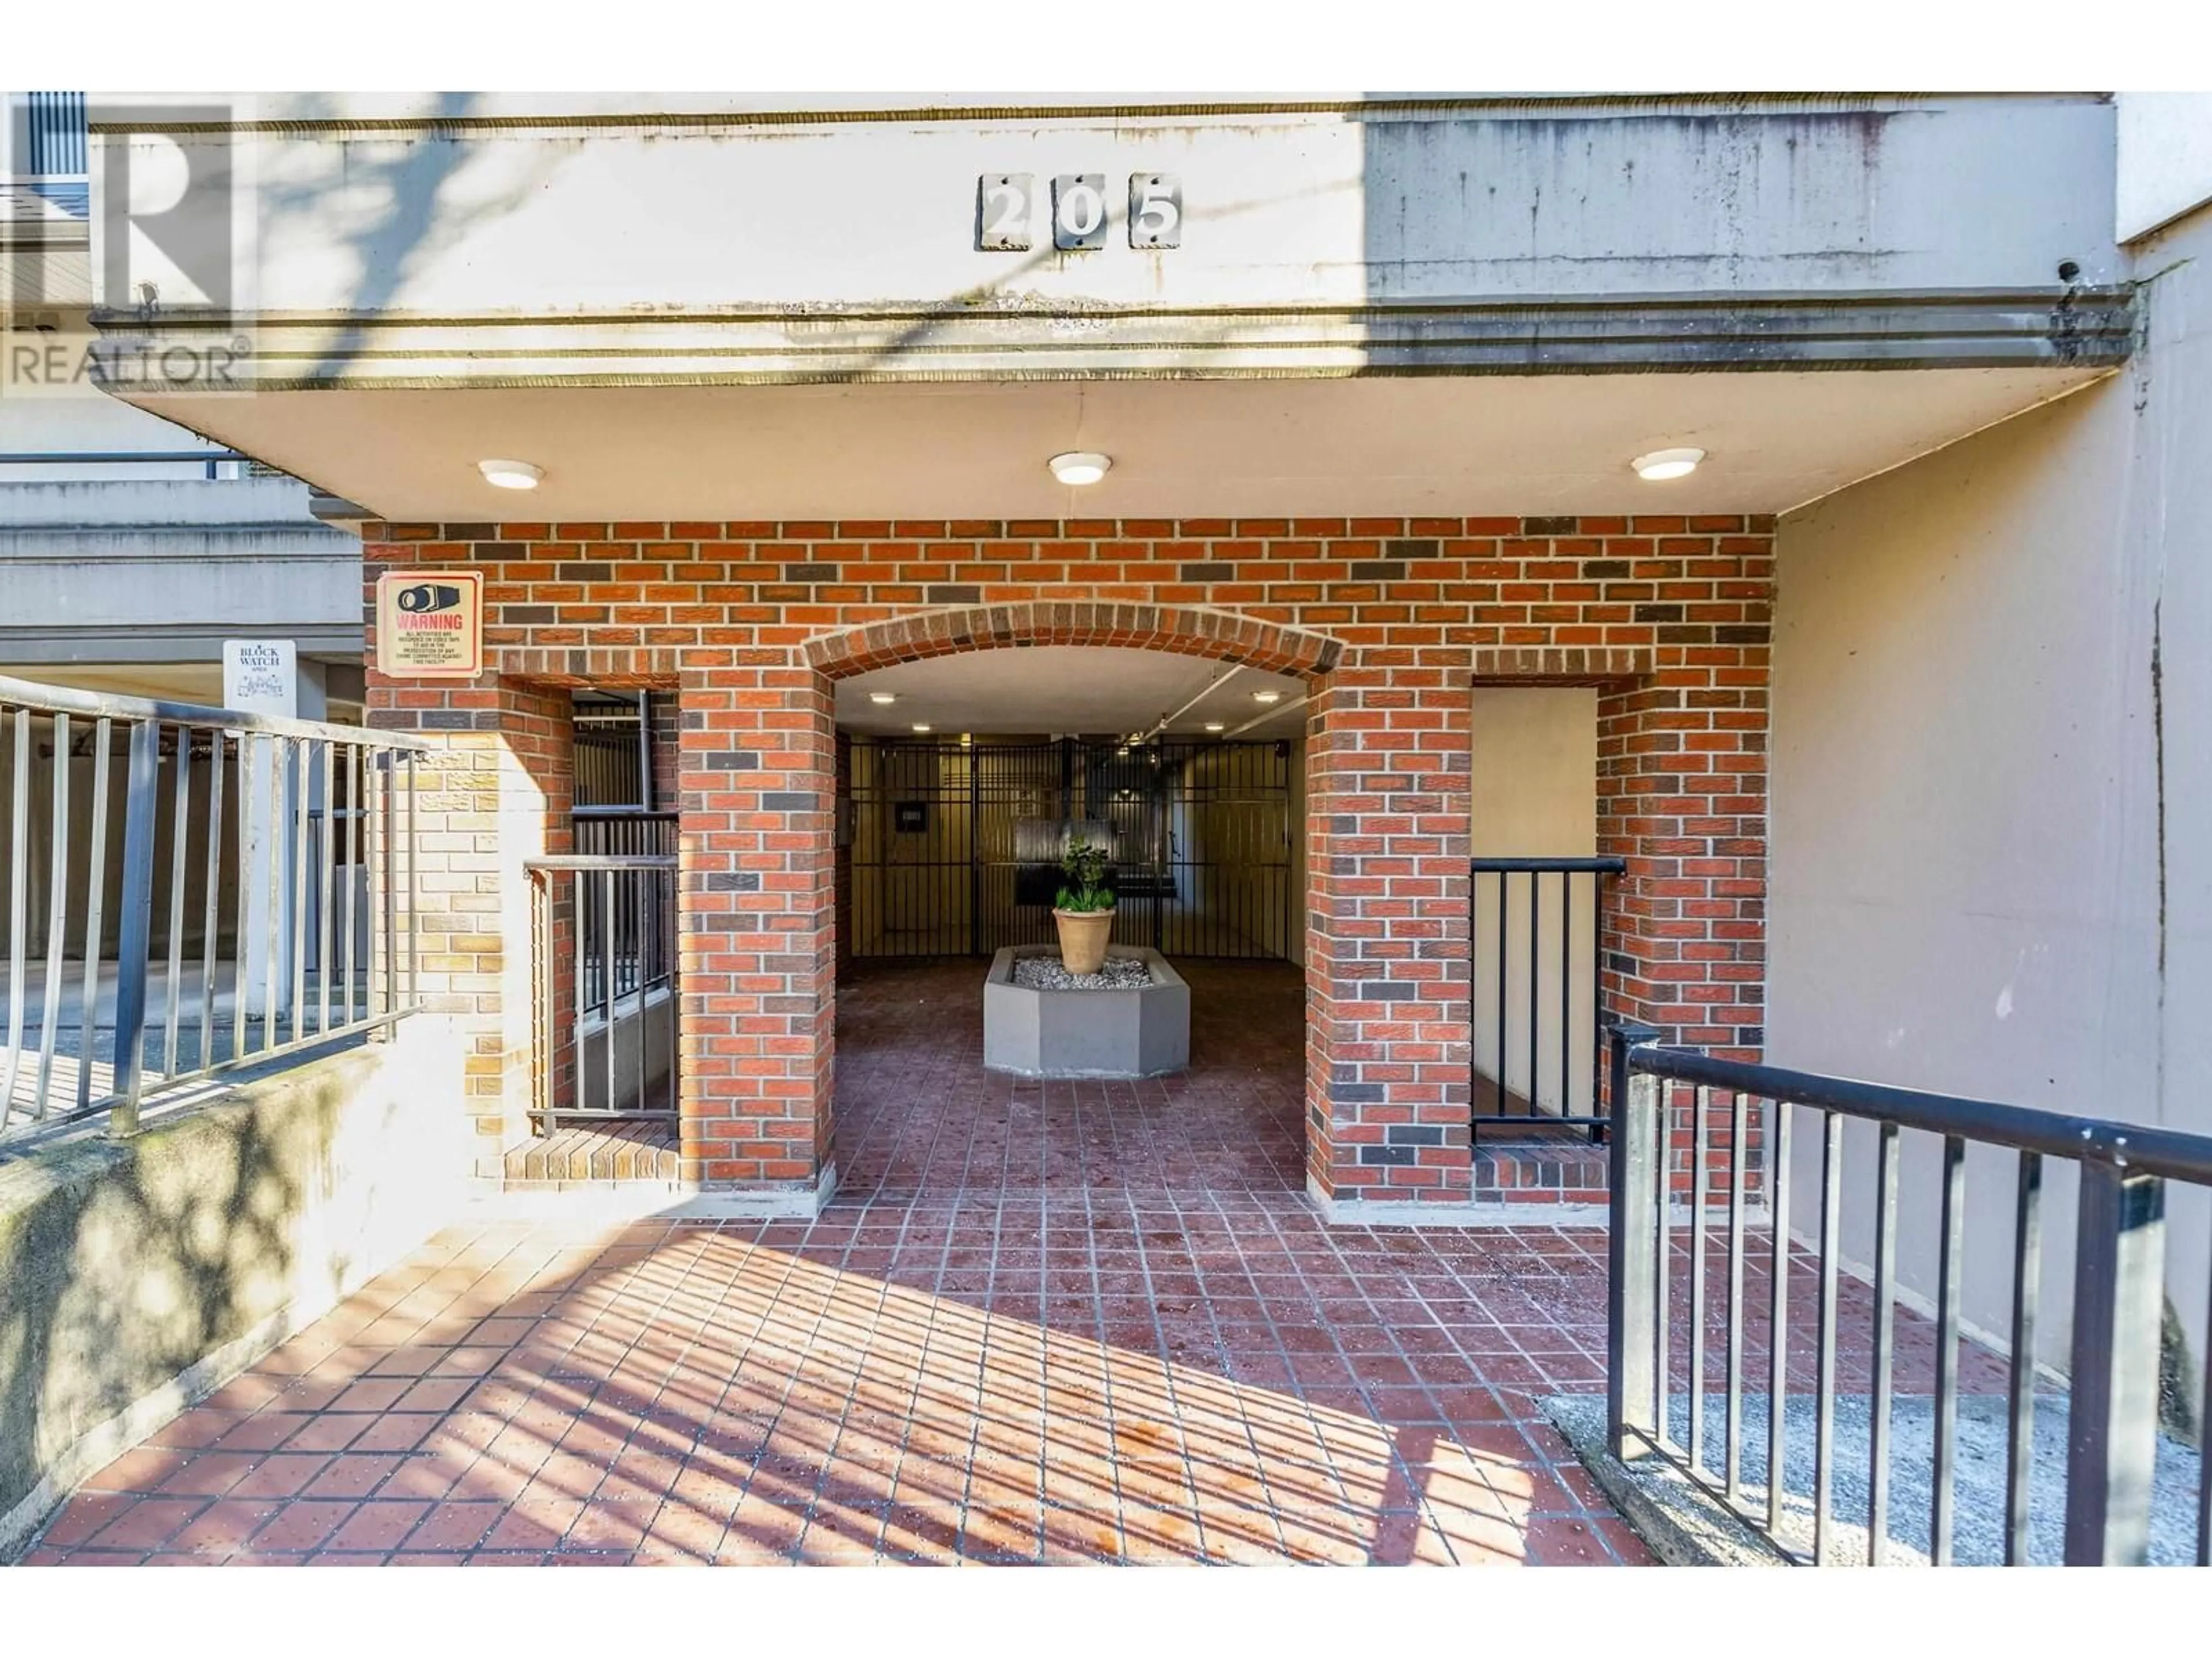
[503,1120,680,1185]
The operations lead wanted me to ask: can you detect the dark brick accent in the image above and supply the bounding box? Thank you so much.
[762,791,817,812]
[1585,559,1631,577]
[1633,604,1684,623]
[1385,1124,1447,1146]
[1716,624,1771,644]
[1358,1145,1418,1166]
[1521,516,1578,535]
[704,871,763,892]
[1179,562,1235,581]
[1349,562,1403,580]
[784,563,839,582]
[1385,538,1439,559]
[557,563,613,582]
[1330,1083,1388,1105]
[507,605,557,624]
[444,522,498,541]
[1366,982,1418,1001]
[926,585,982,604]
[700,750,760,770]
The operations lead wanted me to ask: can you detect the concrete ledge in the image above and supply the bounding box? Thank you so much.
[1307,1174,1609,1228]
[1542,1396,1794,1567]
[0,1016,471,1560]
[1546,1391,2206,1567]
[669,1161,839,1220]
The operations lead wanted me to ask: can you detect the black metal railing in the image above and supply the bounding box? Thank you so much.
[525,854,677,1128]
[1,673,429,1147]
[1469,857,1624,1142]
[1605,1024,2212,1566]
[573,809,677,859]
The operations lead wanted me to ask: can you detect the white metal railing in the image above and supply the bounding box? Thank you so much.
[0,673,431,1146]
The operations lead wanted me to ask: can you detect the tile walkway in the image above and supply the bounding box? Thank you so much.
[22,961,2015,1566]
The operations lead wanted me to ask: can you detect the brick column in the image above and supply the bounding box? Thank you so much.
[1305,661,1474,1206]
[1594,570,1770,1198]
[678,660,837,1202]
[369,673,572,1178]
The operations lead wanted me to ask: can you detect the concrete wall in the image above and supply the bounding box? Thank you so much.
[198,93,2119,316]
[0,476,362,666]
[1767,198,2212,1384]
[0,1014,471,1556]
[1469,688,1599,1114]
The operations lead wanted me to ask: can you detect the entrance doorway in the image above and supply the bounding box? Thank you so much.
[844,735,1297,961]
[826,638,1313,1204]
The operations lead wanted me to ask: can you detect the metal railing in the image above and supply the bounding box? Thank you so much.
[525,854,678,1129]
[1,673,430,1146]
[1469,856,1624,1142]
[1605,1023,2212,1566]
[573,809,677,859]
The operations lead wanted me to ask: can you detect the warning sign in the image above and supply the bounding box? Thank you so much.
[374,570,484,678]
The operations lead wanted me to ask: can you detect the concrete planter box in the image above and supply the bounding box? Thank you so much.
[982,945,1190,1080]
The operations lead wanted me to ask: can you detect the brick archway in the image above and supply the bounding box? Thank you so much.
[789,601,1365,1207]
[804,601,1343,683]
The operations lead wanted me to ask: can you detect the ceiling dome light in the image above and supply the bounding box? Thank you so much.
[1251,690,1283,705]
[1048,451,1112,487]
[1203,721,1225,733]
[1630,447,1705,482]
[911,723,932,734]
[868,691,897,706]
[477,458,544,491]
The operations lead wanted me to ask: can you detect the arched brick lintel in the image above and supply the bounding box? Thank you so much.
[804,602,1343,681]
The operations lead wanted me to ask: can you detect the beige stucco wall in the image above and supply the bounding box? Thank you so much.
[1768,199,2212,1380]
[1469,688,1598,1114]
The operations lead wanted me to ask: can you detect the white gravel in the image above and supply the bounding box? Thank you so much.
[1012,956,1157,991]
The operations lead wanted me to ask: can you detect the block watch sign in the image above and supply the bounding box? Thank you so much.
[375,570,484,677]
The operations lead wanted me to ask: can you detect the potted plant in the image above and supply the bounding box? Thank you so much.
[1052,834,1116,974]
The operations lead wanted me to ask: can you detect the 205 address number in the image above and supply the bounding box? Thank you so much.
[977,173,1183,252]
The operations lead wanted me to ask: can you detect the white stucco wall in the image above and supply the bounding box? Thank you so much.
[1768,199,2212,1379]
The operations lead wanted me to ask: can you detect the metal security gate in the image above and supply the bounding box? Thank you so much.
[847,736,1294,960]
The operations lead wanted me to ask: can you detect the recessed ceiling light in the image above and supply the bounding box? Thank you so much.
[1251,690,1283,704]
[1630,447,1705,482]
[1048,451,1112,487]
[868,691,897,706]
[1203,721,1225,733]
[911,723,931,734]
[477,458,543,490]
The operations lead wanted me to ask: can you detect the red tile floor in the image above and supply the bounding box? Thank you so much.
[26,961,1987,1567]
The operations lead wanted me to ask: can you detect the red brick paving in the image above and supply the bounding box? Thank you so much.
[834,960,1309,1202]
[24,962,1993,1567]
[24,1205,1648,1565]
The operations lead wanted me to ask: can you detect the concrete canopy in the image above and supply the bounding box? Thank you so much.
[125,366,2108,524]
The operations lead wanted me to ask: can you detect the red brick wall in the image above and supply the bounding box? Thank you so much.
[363,513,1773,1206]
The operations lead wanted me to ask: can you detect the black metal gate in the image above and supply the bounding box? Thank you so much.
[846,737,1295,960]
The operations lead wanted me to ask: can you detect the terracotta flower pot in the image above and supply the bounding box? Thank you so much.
[1052,907,1115,975]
